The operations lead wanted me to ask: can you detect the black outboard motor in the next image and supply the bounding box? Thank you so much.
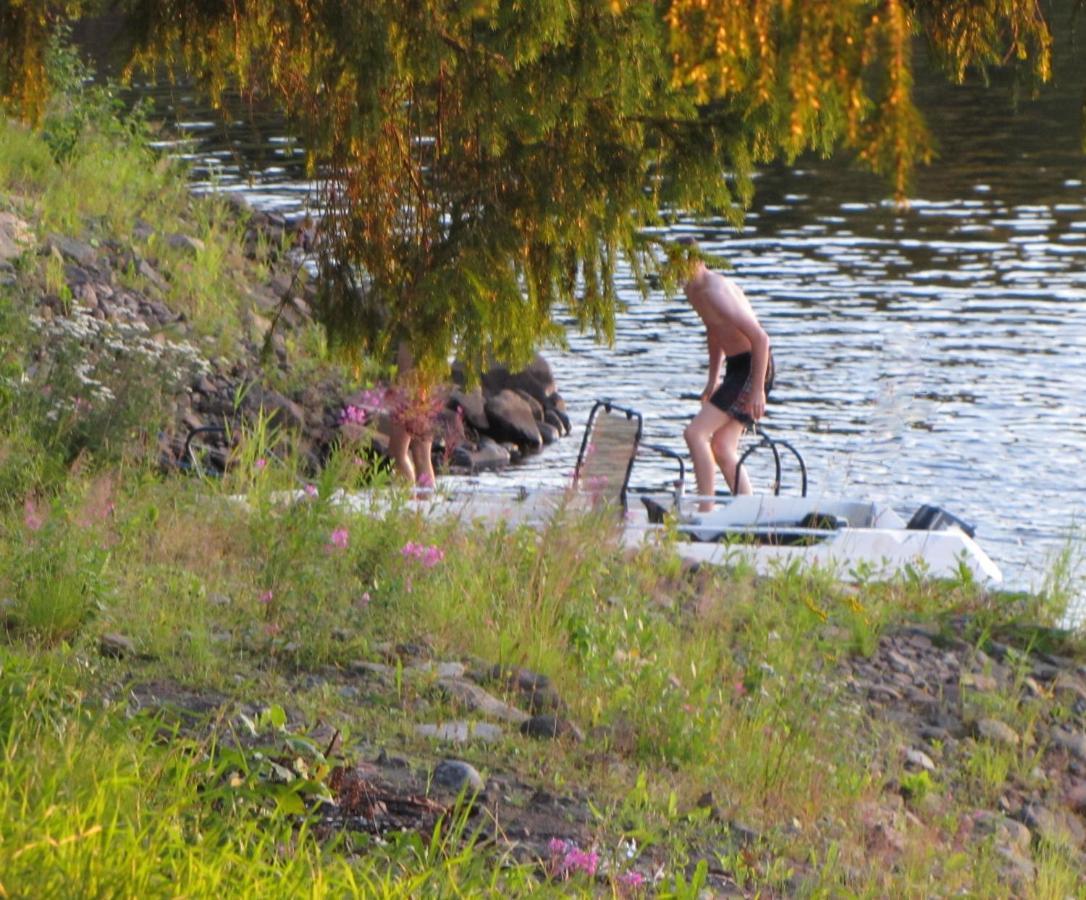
[906,505,976,538]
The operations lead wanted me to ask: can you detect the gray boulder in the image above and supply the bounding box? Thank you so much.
[0,212,32,262]
[47,233,98,267]
[484,390,543,451]
[513,389,544,423]
[432,759,485,794]
[448,388,488,432]
[481,354,556,406]
[244,385,307,431]
[544,407,570,437]
[538,421,560,445]
[450,437,511,474]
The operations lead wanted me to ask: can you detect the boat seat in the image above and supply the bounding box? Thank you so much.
[906,504,976,538]
[572,400,643,511]
[797,511,848,530]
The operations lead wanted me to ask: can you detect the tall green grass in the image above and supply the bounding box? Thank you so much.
[2,37,1085,898]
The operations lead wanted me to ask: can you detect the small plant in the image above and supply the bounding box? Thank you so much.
[899,769,936,803]
[2,493,113,644]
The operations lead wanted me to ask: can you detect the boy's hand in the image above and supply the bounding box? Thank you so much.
[745,388,766,421]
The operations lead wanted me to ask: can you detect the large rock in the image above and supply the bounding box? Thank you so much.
[487,664,564,713]
[481,354,556,406]
[47,233,98,267]
[0,212,32,262]
[544,406,570,437]
[975,718,1019,747]
[448,388,489,433]
[167,233,206,256]
[432,759,485,794]
[512,389,544,423]
[437,678,530,724]
[520,715,584,742]
[244,385,306,431]
[483,390,543,451]
[538,421,560,445]
[449,437,511,474]
[416,722,504,744]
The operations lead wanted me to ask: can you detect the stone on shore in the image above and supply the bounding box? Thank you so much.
[520,715,584,742]
[432,759,485,794]
[483,390,543,451]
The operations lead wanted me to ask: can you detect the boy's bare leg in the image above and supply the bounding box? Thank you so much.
[388,420,416,484]
[410,435,435,490]
[684,403,730,511]
[711,417,751,494]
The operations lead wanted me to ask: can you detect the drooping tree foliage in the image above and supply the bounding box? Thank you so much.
[0,1,1070,374]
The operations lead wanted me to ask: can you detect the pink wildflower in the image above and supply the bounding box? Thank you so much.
[255,458,267,470]
[329,528,349,549]
[357,387,388,410]
[547,838,599,878]
[304,483,318,498]
[618,870,645,891]
[548,838,567,854]
[356,592,371,610]
[734,681,748,697]
[339,404,368,426]
[400,541,444,568]
[259,590,274,605]
[23,498,44,532]
[565,847,599,876]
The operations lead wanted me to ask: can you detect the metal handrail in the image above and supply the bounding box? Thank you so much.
[734,423,808,497]
[184,425,228,476]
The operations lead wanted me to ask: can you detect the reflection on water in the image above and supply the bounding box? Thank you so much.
[89,33,1086,616]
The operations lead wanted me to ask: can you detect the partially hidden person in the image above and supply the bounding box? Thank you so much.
[387,341,438,490]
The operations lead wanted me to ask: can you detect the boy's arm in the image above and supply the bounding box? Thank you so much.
[702,333,724,402]
[727,304,770,420]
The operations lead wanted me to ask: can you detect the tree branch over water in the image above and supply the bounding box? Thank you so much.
[0,0,1062,372]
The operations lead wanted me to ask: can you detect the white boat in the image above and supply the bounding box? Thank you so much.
[276,398,1004,585]
[335,484,1002,585]
[633,493,1003,584]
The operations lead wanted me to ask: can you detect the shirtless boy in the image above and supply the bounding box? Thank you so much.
[680,245,774,507]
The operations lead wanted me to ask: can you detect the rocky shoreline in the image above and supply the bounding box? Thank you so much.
[2,204,574,479]
[101,608,1086,893]
[7,183,1086,894]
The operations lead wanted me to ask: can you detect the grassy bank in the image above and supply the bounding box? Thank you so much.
[2,50,1086,899]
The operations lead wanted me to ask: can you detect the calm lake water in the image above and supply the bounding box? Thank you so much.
[89,32,1086,614]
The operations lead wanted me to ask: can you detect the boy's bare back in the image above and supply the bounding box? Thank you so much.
[684,270,763,357]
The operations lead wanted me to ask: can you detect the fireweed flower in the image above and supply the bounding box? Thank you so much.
[23,498,44,532]
[339,404,368,426]
[547,839,599,878]
[329,528,349,549]
[357,387,388,410]
[400,541,444,568]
